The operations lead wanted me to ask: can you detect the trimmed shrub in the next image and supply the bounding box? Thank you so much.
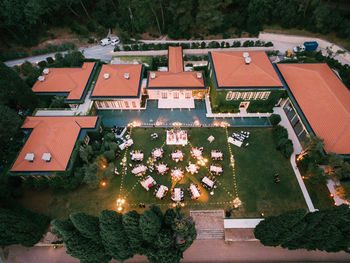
[269,114,281,126]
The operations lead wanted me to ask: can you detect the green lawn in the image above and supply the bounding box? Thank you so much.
[20,127,307,219]
[111,55,152,66]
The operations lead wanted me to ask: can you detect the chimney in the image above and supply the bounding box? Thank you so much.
[38,76,45,82]
[150,73,156,79]
[24,153,35,162]
[196,73,202,79]
[43,68,50,74]
[42,153,51,162]
[103,73,110,79]
[124,73,130,79]
[245,57,252,64]
[243,52,249,58]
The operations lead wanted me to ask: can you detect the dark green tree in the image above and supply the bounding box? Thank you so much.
[122,210,144,253]
[53,218,111,263]
[139,205,162,243]
[0,203,50,247]
[255,205,350,253]
[99,209,133,261]
[70,212,101,243]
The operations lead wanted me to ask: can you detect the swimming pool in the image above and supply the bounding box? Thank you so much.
[98,100,270,127]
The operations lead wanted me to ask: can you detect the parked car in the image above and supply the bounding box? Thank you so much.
[110,37,120,46]
[100,38,111,46]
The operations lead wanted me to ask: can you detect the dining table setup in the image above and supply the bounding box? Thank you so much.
[140,176,156,191]
[211,150,223,160]
[132,164,147,176]
[154,185,168,199]
[130,150,144,161]
[201,176,216,189]
[171,167,184,181]
[189,183,201,199]
[186,162,199,175]
[155,162,169,175]
[210,164,223,175]
[190,147,203,159]
[171,188,184,202]
[151,148,164,160]
[171,150,184,163]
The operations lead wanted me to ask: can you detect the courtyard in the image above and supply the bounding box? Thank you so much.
[20,126,307,219]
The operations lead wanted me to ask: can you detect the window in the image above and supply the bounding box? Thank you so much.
[110,101,116,108]
[244,92,251,99]
[241,92,246,100]
[97,101,103,109]
[185,92,191,99]
[232,92,238,100]
[226,91,233,101]
[161,92,167,99]
[256,92,263,99]
[173,92,179,99]
[117,101,123,108]
[132,101,137,108]
[124,101,129,108]
[104,101,110,108]
[251,92,257,100]
[262,91,270,100]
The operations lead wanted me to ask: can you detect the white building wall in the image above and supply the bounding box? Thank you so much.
[94,98,141,110]
[146,89,204,100]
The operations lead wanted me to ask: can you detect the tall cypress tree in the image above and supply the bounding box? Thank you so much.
[53,219,111,263]
[70,212,101,243]
[254,205,350,253]
[99,209,133,261]
[0,205,49,247]
[122,210,144,253]
[139,205,162,243]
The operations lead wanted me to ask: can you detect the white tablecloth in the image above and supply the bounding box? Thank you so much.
[202,177,214,188]
[141,176,155,190]
[156,164,167,173]
[187,164,199,174]
[172,152,183,159]
[228,137,242,147]
[190,184,200,198]
[132,153,144,160]
[156,185,168,198]
[166,130,188,145]
[210,165,223,173]
[211,151,223,158]
[192,149,202,157]
[153,149,162,157]
[173,188,182,201]
[132,165,147,174]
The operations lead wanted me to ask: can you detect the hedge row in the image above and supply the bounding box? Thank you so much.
[116,40,273,52]
[32,42,75,56]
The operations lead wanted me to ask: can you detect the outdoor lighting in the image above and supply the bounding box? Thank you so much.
[180,203,185,207]
[101,181,107,187]
[116,198,126,212]
[102,164,107,169]
[330,194,334,197]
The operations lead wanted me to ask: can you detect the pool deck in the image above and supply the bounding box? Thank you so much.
[99,100,271,127]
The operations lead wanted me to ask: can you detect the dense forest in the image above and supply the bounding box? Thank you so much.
[0,0,349,48]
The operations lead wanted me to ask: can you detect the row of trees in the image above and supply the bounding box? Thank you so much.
[53,205,197,263]
[254,204,350,253]
[0,0,349,47]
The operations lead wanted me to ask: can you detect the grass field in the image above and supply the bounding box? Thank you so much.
[111,55,153,66]
[20,127,307,219]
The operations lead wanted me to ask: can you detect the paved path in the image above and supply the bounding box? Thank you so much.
[273,107,316,212]
[5,240,350,263]
[326,179,348,205]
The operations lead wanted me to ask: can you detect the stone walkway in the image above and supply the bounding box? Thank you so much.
[326,179,348,205]
[273,107,316,212]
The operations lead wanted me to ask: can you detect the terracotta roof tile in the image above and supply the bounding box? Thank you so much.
[278,63,350,154]
[147,46,205,89]
[168,46,183,73]
[91,64,142,97]
[211,51,282,87]
[11,116,98,172]
[32,62,94,101]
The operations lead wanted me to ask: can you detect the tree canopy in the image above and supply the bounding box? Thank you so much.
[53,205,197,263]
[254,205,350,253]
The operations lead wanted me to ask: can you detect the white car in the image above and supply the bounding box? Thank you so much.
[293,45,305,53]
[100,38,111,46]
[110,38,120,46]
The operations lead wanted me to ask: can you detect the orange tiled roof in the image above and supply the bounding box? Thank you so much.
[147,46,205,89]
[32,62,95,101]
[11,116,98,172]
[168,46,183,73]
[278,63,350,154]
[91,64,142,97]
[210,51,282,87]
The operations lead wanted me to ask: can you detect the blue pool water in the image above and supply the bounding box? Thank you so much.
[98,100,270,127]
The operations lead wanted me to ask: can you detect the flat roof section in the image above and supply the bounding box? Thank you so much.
[168,46,183,73]
[210,51,283,88]
[11,116,98,172]
[278,63,350,155]
[91,64,142,98]
[32,62,95,101]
